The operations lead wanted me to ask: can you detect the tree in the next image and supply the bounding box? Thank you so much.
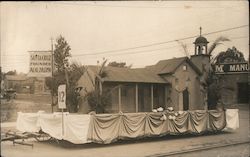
[54,35,71,73]
[86,89,111,113]
[208,37,230,55]
[66,62,85,112]
[202,36,231,109]
[80,59,114,113]
[0,68,4,93]
[46,35,82,112]
[212,46,245,64]
[108,61,132,68]
[0,71,4,82]
[46,35,70,97]
[89,59,108,113]
[176,40,190,58]
[6,70,17,75]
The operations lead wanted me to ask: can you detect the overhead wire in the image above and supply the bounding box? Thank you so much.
[73,36,249,58]
[3,35,248,63]
[53,1,246,9]
[71,25,249,57]
[2,25,248,57]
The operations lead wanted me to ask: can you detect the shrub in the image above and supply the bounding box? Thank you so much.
[86,90,111,114]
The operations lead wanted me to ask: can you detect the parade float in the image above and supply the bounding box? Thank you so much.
[7,33,242,145]
[15,107,239,144]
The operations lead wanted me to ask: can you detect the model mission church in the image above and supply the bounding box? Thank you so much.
[76,31,212,113]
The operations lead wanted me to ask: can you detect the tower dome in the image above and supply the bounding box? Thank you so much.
[194,27,209,55]
[194,36,209,44]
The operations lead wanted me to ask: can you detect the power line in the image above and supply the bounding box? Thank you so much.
[205,26,249,36]
[2,35,248,60]
[72,25,249,57]
[2,25,248,58]
[54,2,246,9]
[72,45,179,58]
[75,36,249,58]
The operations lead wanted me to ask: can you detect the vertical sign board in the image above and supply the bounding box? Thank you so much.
[28,51,52,77]
[58,84,66,109]
[58,84,66,137]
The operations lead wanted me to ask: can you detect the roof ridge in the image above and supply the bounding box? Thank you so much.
[159,57,188,74]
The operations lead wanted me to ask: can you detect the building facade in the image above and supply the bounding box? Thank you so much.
[3,75,49,94]
[213,47,249,105]
[76,34,213,113]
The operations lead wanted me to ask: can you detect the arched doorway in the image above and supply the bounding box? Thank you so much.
[183,89,189,110]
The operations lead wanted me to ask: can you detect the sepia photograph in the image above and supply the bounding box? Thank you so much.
[0,1,249,157]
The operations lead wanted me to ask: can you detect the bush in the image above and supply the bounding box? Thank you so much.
[87,90,111,114]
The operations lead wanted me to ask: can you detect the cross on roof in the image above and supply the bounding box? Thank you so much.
[199,27,202,36]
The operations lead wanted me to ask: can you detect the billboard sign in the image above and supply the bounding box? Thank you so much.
[214,62,249,74]
[28,51,52,77]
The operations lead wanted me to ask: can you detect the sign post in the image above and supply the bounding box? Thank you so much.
[58,84,66,137]
[28,50,54,112]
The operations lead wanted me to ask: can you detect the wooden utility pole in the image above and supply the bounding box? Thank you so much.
[50,37,54,113]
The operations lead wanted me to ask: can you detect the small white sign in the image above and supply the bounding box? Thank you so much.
[58,84,66,109]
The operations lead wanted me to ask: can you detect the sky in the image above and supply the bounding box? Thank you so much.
[1,1,249,73]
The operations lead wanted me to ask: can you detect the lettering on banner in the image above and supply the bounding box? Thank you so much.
[28,51,52,77]
[214,62,249,74]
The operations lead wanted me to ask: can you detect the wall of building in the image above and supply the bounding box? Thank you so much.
[121,84,136,113]
[4,76,49,94]
[162,61,205,111]
[138,84,151,112]
[219,73,248,105]
[99,83,117,113]
[103,82,167,113]
[77,60,208,113]
[190,54,210,73]
[152,84,165,109]
[5,80,32,94]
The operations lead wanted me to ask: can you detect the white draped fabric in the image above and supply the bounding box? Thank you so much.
[16,109,239,144]
[223,109,239,131]
[64,114,91,144]
[16,112,91,144]
[16,112,41,132]
[37,113,64,140]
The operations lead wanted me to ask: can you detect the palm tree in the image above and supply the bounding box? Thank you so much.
[205,36,230,109]
[208,36,230,55]
[95,59,108,95]
[176,40,190,58]
[77,59,110,113]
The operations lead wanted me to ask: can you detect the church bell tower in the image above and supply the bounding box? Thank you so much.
[190,27,211,73]
[194,27,209,55]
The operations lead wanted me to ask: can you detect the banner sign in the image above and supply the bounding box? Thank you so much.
[58,84,66,109]
[28,51,52,77]
[214,62,249,74]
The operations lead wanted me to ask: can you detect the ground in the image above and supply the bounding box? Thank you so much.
[1,94,52,122]
[169,143,250,157]
[1,94,249,157]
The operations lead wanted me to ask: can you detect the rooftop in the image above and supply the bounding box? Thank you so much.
[5,75,27,81]
[80,56,202,84]
[88,66,168,84]
[146,57,187,74]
